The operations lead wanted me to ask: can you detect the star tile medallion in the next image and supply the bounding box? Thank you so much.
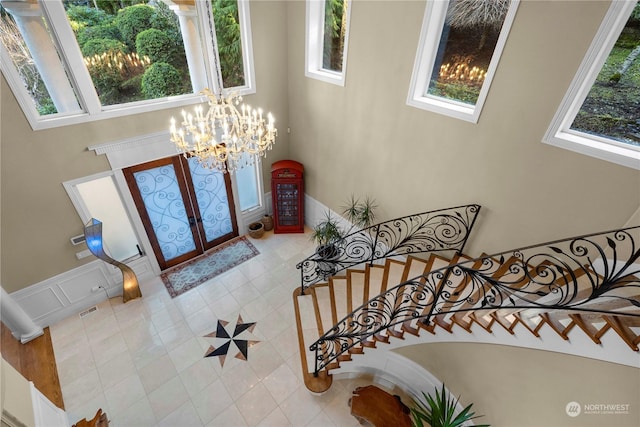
[203,315,260,367]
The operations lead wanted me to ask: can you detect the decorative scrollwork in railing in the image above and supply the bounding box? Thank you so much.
[310,226,640,375]
[296,204,481,293]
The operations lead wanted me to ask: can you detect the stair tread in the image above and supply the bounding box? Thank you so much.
[348,270,367,311]
[330,276,349,324]
[314,285,334,333]
[404,256,432,280]
[367,264,386,297]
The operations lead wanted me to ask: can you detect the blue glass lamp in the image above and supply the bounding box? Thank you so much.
[84,218,142,303]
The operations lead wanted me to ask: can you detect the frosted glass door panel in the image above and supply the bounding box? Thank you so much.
[125,155,239,269]
[188,157,233,242]
[132,164,196,262]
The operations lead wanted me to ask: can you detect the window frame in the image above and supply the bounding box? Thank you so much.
[0,0,256,131]
[234,152,265,213]
[406,0,520,123]
[207,0,256,94]
[305,0,352,86]
[63,170,144,262]
[543,0,640,170]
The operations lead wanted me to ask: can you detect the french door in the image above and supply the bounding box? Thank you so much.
[124,156,238,270]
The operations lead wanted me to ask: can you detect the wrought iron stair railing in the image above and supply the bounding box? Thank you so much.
[296,204,481,294]
[309,226,640,375]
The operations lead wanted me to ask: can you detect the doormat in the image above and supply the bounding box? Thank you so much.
[161,235,260,298]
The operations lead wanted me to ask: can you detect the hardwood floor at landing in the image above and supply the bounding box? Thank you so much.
[1,322,65,410]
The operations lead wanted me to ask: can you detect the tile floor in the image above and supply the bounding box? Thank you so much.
[49,230,372,426]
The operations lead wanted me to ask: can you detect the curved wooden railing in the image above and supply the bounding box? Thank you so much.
[309,226,640,375]
[296,204,482,294]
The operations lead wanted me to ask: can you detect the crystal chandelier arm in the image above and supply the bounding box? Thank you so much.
[168,70,276,172]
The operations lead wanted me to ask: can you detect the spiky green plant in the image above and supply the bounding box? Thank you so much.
[311,211,344,247]
[411,384,489,427]
[341,194,378,232]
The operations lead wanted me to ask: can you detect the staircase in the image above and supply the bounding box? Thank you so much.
[293,207,640,393]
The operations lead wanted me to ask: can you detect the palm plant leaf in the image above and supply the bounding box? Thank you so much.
[411,384,489,427]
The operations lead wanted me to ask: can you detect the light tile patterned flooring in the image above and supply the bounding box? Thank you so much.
[50,230,367,426]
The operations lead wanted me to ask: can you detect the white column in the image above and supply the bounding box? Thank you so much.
[2,1,80,113]
[0,287,43,343]
[170,3,208,92]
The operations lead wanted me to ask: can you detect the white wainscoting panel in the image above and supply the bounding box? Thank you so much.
[13,287,65,323]
[304,194,341,230]
[57,264,108,305]
[11,256,154,328]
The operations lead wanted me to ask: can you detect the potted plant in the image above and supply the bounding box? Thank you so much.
[311,211,344,258]
[310,196,378,278]
[411,384,489,427]
[310,195,379,253]
[311,211,343,278]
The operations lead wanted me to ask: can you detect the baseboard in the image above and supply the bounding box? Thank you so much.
[19,328,45,345]
[10,256,154,328]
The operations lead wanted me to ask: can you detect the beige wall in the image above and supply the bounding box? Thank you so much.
[395,343,640,426]
[2,1,640,291]
[0,1,290,293]
[286,0,640,258]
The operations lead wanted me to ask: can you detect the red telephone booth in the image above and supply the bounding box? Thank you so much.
[271,160,304,233]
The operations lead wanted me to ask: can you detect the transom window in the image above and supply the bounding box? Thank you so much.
[544,1,640,170]
[0,0,255,130]
[407,0,520,123]
[305,0,351,86]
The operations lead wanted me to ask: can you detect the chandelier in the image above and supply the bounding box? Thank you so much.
[169,87,277,173]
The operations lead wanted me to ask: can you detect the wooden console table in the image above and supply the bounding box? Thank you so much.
[349,385,412,426]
